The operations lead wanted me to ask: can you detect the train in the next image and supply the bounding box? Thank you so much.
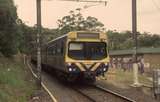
[31,31,109,82]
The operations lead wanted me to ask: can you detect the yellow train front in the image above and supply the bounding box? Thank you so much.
[41,31,109,82]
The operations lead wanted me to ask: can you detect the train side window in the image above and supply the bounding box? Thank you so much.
[57,48,61,54]
[56,42,62,55]
[55,44,58,55]
[48,47,52,55]
[47,47,49,54]
[53,45,56,55]
[61,42,64,54]
[53,48,56,55]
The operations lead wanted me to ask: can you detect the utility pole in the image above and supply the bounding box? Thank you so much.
[132,0,141,87]
[132,0,137,60]
[36,0,42,89]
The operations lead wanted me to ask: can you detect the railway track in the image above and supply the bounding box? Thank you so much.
[27,58,136,102]
[73,84,136,102]
[94,85,136,102]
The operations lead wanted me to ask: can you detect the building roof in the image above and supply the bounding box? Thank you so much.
[109,48,160,56]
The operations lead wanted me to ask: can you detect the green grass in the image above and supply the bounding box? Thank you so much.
[0,56,37,102]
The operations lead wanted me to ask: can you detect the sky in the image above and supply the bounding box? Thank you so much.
[14,0,160,34]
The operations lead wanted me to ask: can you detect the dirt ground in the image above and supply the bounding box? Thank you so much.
[29,89,53,102]
[96,68,159,102]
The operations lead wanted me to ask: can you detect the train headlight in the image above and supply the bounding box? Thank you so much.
[73,68,76,71]
[68,68,77,72]
[103,63,109,72]
[67,63,79,72]
[103,68,107,71]
[69,68,72,71]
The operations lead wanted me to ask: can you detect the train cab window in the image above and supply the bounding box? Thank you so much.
[68,42,107,60]
[69,43,83,50]
[69,43,84,59]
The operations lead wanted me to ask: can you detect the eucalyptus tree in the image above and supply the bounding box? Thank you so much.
[57,8,105,34]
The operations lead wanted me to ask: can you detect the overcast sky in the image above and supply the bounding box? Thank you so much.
[14,0,160,34]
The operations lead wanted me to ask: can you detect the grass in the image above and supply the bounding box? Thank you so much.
[105,68,153,88]
[0,56,37,102]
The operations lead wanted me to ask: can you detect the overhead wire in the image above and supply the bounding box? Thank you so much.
[138,0,160,15]
[151,0,160,11]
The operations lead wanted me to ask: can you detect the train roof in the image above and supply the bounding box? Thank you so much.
[46,34,67,45]
[46,31,104,45]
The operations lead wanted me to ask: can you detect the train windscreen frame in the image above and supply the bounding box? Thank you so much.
[68,42,107,60]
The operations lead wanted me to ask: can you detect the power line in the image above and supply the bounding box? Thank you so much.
[151,0,160,11]
[43,0,107,5]
[59,0,107,4]
[137,0,160,15]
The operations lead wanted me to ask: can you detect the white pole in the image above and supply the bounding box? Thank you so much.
[132,63,141,86]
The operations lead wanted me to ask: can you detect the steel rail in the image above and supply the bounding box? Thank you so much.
[72,84,136,102]
[94,85,136,102]
[73,87,96,102]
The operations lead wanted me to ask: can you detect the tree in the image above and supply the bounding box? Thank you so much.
[107,30,160,50]
[138,32,160,48]
[107,30,134,50]
[57,8,105,35]
[17,23,37,54]
[0,0,19,57]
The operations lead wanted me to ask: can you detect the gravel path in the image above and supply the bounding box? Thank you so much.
[97,80,159,102]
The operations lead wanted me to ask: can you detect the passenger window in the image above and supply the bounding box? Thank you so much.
[48,47,52,55]
[53,49,56,55]
[61,42,64,54]
[57,48,61,54]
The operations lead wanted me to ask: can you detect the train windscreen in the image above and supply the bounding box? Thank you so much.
[68,42,107,60]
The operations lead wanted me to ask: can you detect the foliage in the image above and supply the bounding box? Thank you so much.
[0,0,19,57]
[57,8,105,34]
[107,30,160,50]
[107,30,134,50]
[0,57,36,102]
[41,28,58,43]
[138,33,160,48]
[17,23,37,54]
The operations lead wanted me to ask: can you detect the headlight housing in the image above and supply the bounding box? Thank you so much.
[66,63,80,72]
[96,63,109,75]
